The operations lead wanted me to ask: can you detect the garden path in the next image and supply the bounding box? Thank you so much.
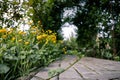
[30,55,120,80]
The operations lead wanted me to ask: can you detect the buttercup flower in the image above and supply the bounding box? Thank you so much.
[18,39,22,42]
[2,35,7,39]
[0,29,7,33]
[37,35,42,40]
[42,34,47,38]
[18,31,26,35]
[47,30,52,34]
[12,37,15,41]
[50,35,56,43]
[25,41,29,45]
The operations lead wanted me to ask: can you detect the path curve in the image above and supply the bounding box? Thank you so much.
[30,55,120,80]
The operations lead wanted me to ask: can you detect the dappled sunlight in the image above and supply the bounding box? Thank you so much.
[61,22,78,40]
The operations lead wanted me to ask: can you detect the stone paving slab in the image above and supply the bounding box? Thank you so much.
[59,68,82,79]
[31,55,120,80]
[31,55,78,80]
[76,57,120,80]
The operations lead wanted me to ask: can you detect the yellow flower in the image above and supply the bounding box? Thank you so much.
[46,34,56,43]
[27,20,33,25]
[18,39,22,42]
[51,35,56,43]
[8,31,12,34]
[31,31,37,34]
[37,35,42,40]
[18,31,26,35]
[42,29,44,32]
[2,35,7,39]
[32,26,36,28]
[10,28,13,31]
[63,47,67,54]
[46,30,52,34]
[0,29,7,33]
[53,40,56,43]
[42,34,47,38]
[38,20,41,24]
[31,27,36,30]
[25,41,29,45]
[12,37,15,41]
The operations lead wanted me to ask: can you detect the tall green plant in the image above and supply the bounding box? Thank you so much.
[0,23,62,79]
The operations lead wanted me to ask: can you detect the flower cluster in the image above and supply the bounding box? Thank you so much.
[0,21,63,80]
[0,26,56,46]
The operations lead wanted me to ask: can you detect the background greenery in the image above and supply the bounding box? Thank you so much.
[0,0,120,79]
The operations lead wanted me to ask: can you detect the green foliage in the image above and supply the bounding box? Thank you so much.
[73,0,101,46]
[0,64,10,74]
[114,56,120,61]
[61,37,83,57]
[100,49,113,59]
[0,24,63,79]
[72,0,120,58]
[48,68,64,77]
[28,0,81,33]
[29,0,58,31]
[64,37,78,50]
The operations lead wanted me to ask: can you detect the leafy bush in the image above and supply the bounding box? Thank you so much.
[60,37,82,57]
[63,37,78,50]
[0,23,62,79]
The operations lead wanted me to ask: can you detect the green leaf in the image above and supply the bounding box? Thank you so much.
[33,44,39,49]
[10,46,16,51]
[48,68,64,77]
[19,55,26,59]
[29,0,33,5]
[0,64,10,74]
[2,44,7,49]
